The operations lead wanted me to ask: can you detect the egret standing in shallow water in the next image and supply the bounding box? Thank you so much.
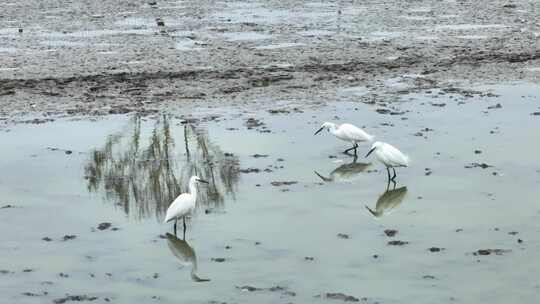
[365,141,409,182]
[164,176,208,239]
[314,122,374,156]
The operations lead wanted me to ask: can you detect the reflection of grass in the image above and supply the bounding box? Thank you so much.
[84,115,239,221]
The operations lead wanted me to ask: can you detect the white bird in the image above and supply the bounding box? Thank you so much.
[365,141,409,181]
[314,122,374,156]
[164,175,208,239]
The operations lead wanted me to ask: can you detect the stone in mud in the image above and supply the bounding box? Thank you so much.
[337,233,350,239]
[473,249,510,256]
[53,295,98,304]
[316,292,359,302]
[428,247,444,252]
[388,240,408,246]
[156,18,165,27]
[487,103,502,109]
[464,162,492,169]
[508,231,518,235]
[384,229,398,237]
[211,258,226,262]
[531,112,540,116]
[42,237,53,242]
[304,256,315,261]
[62,235,77,241]
[423,275,436,279]
[97,222,112,230]
[474,150,482,154]
[270,181,298,186]
[251,154,268,158]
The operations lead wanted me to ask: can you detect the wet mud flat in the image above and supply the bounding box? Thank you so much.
[1,0,540,120]
[1,82,540,303]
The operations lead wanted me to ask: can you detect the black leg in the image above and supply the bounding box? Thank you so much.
[353,143,358,156]
[391,167,397,181]
[183,217,187,240]
[386,167,391,181]
[174,219,177,236]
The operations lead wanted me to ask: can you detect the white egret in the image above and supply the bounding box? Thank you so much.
[365,141,409,181]
[314,122,374,156]
[164,175,208,239]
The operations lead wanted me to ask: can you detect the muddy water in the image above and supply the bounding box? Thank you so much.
[1,83,540,303]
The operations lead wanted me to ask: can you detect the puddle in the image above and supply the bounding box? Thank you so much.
[1,83,540,303]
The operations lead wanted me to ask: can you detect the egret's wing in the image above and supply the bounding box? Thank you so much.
[164,193,193,222]
[384,143,409,167]
[340,124,373,142]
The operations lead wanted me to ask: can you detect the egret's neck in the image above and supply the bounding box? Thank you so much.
[188,180,198,197]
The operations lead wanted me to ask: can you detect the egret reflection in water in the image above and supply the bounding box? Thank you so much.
[84,115,239,221]
[314,156,371,182]
[166,233,210,282]
[365,185,408,217]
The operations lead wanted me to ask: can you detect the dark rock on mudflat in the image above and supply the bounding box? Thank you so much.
[423,275,436,279]
[251,154,268,158]
[384,229,397,237]
[316,292,359,302]
[464,162,492,169]
[387,240,408,246]
[62,235,77,241]
[428,247,444,252]
[211,258,226,262]
[270,181,298,186]
[239,168,260,174]
[1,204,14,209]
[473,249,511,256]
[54,295,98,304]
[337,233,350,239]
[97,222,112,230]
[42,237,53,242]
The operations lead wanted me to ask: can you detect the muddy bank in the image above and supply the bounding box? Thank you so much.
[1,0,540,121]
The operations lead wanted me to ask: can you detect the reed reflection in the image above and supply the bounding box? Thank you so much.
[85,115,239,220]
[365,184,408,217]
[166,233,210,282]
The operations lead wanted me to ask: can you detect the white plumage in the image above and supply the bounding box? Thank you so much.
[315,122,374,155]
[365,141,409,181]
[164,175,208,238]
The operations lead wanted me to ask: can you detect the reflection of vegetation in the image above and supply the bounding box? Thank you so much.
[85,115,239,221]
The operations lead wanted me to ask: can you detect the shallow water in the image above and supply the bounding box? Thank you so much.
[1,83,540,303]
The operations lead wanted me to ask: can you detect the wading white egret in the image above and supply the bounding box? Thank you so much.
[365,141,409,181]
[164,175,208,239]
[166,233,210,282]
[314,122,374,156]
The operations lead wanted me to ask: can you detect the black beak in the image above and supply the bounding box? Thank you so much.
[197,179,209,184]
[314,127,324,135]
[365,147,375,158]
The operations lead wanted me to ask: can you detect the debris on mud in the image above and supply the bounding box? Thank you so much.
[388,240,409,246]
[423,275,436,280]
[0,204,14,209]
[487,103,502,110]
[465,162,492,169]
[337,233,350,239]
[473,249,511,256]
[384,229,398,237]
[62,235,77,241]
[96,222,112,230]
[315,292,360,302]
[53,295,98,304]
[428,247,445,252]
[42,237,53,242]
[236,285,295,297]
[211,258,227,263]
[251,154,268,158]
[270,181,298,186]
[304,256,315,261]
[244,118,264,129]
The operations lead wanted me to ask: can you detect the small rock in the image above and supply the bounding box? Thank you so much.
[211,258,226,262]
[317,292,359,302]
[53,295,98,304]
[474,150,482,154]
[42,237,53,242]
[473,249,510,256]
[387,240,408,246]
[65,150,73,155]
[423,275,436,279]
[428,247,444,252]
[508,231,518,235]
[239,168,260,174]
[0,204,14,209]
[487,103,502,109]
[304,256,314,261]
[271,181,298,186]
[62,235,77,241]
[252,154,268,158]
[97,222,112,230]
[518,239,523,243]
[384,229,398,237]
[337,233,349,239]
